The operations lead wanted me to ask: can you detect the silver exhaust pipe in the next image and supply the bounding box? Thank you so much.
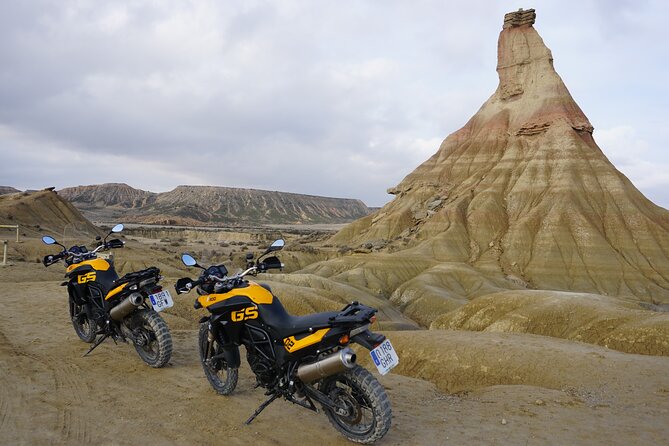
[297,348,357,383]
[110,292,144,321]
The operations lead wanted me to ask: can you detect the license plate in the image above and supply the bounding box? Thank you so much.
[370,339,399,375]
[149,290,174,312]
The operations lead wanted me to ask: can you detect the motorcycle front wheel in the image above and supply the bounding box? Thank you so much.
[129,309,172,368]
[68,297,96,343]
[319,366,392,444]
[198,323,238,395]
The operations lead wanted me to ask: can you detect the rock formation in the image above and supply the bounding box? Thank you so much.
[329,9,669,304]
[60,183,371,225]
[0,189,99,236]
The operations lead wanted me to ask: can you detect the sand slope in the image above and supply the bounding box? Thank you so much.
[1,274,668,445]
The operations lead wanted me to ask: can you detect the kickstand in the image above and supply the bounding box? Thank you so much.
[83,334,108,357]
[244,393,280,425]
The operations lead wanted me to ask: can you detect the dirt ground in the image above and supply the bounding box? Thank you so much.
[1,263,669,445]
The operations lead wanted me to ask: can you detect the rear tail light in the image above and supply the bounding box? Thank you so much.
[151,286,162,294]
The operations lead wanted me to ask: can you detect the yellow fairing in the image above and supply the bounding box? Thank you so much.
[198,281,274,308]
[283,329,330,353]
[66,258,111,273]
[105,283,129,300]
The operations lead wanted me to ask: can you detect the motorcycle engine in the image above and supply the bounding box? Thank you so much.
[247,351,276,387]
[88,287,107,325]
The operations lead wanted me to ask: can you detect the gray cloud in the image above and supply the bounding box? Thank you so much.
[0,0,668,208]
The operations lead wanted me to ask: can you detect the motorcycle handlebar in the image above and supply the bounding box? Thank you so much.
[43,252,65,267]
[179,261,276,294]
[43,238,125,268]
[215,266,257,282]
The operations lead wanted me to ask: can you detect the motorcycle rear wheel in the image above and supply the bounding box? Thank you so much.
[320,366,391,444]
[198,323,238,395]
[130,309,172,368]
[69,297,96,343]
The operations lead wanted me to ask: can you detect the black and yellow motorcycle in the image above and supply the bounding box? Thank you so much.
[42,224,173,368]
[175,239,398,444]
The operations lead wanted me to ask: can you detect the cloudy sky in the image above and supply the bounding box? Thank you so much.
[0,0,667,207]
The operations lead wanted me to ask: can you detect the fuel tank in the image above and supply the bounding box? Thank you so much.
[197,281,274,312]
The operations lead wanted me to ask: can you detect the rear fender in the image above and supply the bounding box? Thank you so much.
[351,329,386,351]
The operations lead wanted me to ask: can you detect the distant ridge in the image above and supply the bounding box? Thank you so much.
[0,186,20,195]
[60,183,371,225]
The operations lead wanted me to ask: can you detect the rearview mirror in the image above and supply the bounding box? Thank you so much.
[260,238,285,258]
[111,223,124,233]
[269,239,285,251]
[181,253,198,267]
[42,236,56,245]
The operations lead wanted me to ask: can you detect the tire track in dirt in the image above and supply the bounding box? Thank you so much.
[0,360,11,434]
[0,328,23,436]
[0,283,92,445]
[49,359,92,444]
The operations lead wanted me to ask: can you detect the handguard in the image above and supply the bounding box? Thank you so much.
[175,277,194,294]
[107,239,125,249]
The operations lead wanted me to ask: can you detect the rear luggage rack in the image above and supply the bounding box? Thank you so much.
[114,267,161,287]
[328,301,377,325]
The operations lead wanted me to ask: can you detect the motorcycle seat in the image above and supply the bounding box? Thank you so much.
[112,267,160,288]
[260,299,337,339]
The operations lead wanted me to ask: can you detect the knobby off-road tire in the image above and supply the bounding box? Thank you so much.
[69,297,96,343]
[130,309,172,368]
[320,365,392,444]
[198,323,238,395]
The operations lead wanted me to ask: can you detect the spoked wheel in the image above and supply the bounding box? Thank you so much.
[129,310,172,368]
[198,323,238,395]
[69,297,96,343]
[319,366,392,444]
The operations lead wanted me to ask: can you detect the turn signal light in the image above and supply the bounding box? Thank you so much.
[370,315,377,324]
[339,334,350,345]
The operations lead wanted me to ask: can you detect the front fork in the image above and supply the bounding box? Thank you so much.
[205,324,215,361]
[201,317,241,368]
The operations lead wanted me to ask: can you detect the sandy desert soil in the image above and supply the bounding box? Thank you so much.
[1,262,668,445]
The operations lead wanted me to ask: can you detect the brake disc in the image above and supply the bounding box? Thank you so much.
[331,388,363,424]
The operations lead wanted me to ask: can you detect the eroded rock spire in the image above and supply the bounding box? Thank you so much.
[331,10,669,303]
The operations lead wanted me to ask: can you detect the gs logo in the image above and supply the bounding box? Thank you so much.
[283,338,295,349]
[77,272,96,284]
[231,307,258,322]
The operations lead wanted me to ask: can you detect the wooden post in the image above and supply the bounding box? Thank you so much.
[0,225,18,243]
[2,240,7,266]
